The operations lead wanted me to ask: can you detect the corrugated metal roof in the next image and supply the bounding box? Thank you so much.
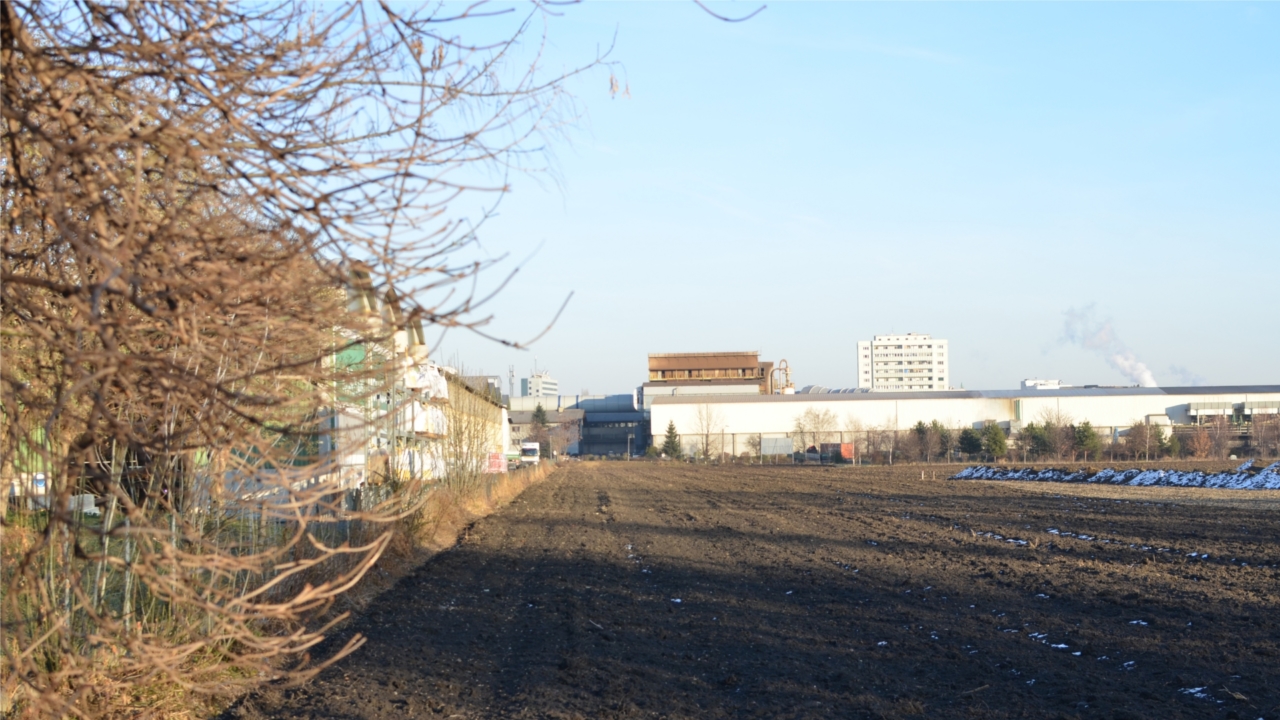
[1161,385,1280,394]
[641,380,763,388]
[508,409,585,423]
[648,351,758,358]
[978,387,1168,399]
[648,351,760,371]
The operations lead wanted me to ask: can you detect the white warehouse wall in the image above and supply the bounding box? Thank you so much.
[649,387,1280,446]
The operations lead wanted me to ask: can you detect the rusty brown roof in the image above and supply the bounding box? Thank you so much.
[648,351,760,372]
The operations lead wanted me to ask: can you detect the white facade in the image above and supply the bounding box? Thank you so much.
[521,371,559,398]
[857,333,949,392]
[649,386,1280,449]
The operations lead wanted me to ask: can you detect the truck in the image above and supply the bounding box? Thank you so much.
[520,441,541,465]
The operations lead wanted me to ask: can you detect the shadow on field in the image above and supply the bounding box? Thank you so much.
[229,464,1280,720]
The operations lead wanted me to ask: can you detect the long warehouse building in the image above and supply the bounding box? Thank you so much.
[649,385,1280,450]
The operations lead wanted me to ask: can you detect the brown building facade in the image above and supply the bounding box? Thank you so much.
[647,352,774,394]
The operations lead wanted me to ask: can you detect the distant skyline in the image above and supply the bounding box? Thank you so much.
[432,2,1280,395]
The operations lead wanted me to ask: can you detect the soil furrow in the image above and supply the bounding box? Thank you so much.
[230,462,1280,720]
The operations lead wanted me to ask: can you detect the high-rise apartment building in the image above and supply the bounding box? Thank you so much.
[857,333,949,392]
[521,371,559,398]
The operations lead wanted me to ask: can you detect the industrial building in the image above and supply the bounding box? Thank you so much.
[857,333,949,392]
[649,385,1280,456]
[508,406,585,456]
[641,351,790,410]
[508,393,644,456]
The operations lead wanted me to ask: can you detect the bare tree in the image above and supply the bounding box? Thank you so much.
[843,415,865,464]
[909,421,943,463]
[792,408,837,453]
[694,404,725,461]
[549,417,582,458]
[1036,409,1076,461]
[1123,420,1158,461]
[1,1,601,715]
[438,372,505,493]
[898,429,923,464]
[1208,416,1233,459]
[865,419,897,465]
[1254,415,1280,458]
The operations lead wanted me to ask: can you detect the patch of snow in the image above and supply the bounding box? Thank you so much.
[951,463,1280,490]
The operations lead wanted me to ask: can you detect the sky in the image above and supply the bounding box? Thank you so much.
[429,1,1280,395]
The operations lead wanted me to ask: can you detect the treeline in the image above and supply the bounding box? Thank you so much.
[903,413,1268,463]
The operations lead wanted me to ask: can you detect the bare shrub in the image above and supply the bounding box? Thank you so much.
[1188,427,1213,459]
[1209,416,1233,459]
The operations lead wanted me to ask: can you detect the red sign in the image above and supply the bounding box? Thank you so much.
[485,452,507,474]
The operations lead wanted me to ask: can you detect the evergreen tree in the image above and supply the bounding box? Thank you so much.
[530,404,550,458]
[661,421,683,458]
[1074,422,1104,460]
[932,420,954,461]
[982,423,1008,460]
[1152,425,1169,459]
[958,427,984,456]
[1019,422,1052,458]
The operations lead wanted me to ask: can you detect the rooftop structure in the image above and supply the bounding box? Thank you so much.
[521,371,559,398]
[647,351,774,391]
[857,333,949,392]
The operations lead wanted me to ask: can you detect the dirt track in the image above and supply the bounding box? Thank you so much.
[232,462,1280,720]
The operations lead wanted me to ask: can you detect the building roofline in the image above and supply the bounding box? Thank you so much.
[647,351,759,359]
[642,380,763,387]
[649,385,1280,405]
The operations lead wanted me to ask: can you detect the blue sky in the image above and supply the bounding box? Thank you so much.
[431,2,1280,394]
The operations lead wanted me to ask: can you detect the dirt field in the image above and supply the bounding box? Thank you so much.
[231,462,1280,720]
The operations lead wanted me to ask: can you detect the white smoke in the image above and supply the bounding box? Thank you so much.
[1061,306,1158,387]
[1167,365,1207,387]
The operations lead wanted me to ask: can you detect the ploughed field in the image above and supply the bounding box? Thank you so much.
[236,462,1280,720]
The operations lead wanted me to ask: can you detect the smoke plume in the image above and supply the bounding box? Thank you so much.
[1167,365,1207,387]
[1061,305,1158,387]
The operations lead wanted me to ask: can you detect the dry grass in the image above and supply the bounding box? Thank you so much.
[330,463,559,618]
[0,464,562,720]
